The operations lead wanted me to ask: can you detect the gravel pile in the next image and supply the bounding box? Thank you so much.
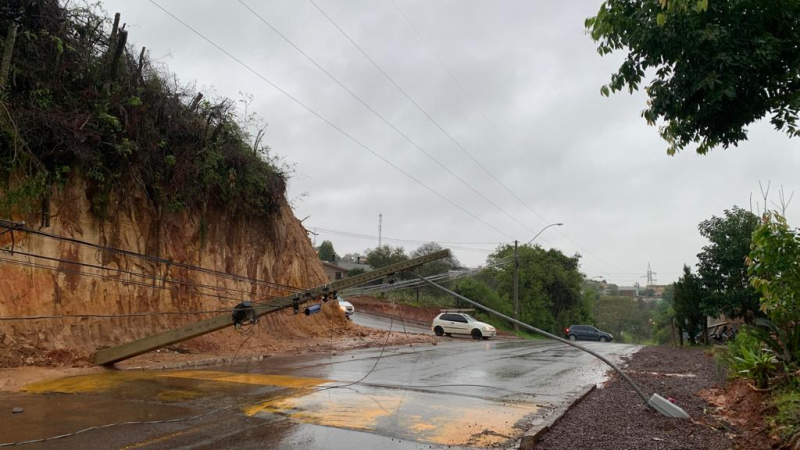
[535,346,744,450]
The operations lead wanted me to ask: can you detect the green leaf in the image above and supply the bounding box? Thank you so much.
[600,85,610,97]
[696,0,709,12]
[656,13,666,26]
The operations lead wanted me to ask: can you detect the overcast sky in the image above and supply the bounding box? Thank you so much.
[100,0,800,286]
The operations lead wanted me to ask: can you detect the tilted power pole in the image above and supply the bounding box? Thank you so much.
[93,249,451,365]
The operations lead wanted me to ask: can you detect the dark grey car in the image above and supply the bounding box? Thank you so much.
[565,325,613,342]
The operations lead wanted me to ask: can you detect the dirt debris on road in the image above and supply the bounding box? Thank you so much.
[535,345,775,450]
[0,302,434,390]
[348,296,443,325]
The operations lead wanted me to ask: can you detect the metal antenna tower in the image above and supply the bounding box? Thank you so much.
[378,213,383,247]
[645,262,657,286]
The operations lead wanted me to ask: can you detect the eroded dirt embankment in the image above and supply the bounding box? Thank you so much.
[0,175,394,367]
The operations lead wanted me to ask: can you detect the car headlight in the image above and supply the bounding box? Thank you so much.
[484,325,495,331]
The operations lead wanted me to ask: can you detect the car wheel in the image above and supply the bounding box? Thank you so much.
[599,336,608,342]
[434,326,444,337]
[568,334,577,342]
[471,329,483,340]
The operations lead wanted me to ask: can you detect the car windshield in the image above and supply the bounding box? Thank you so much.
[462,314,478,322]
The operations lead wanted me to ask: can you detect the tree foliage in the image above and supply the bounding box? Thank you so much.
[673,265,707,345]
[652,285,676,345]
[748,211,800,367]
[697,206,760,321]
[346,267,365,278]
[410,242,461,277]
[317,240,337,263]
[0,1,286,219]
[594,295,656,343]
[456,277,509,316]
[485,244,584,332]
[748,211,800,324]
[365,245,407,269]
[586,0,800,155]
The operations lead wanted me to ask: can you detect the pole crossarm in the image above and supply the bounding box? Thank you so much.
[92,250,451,365]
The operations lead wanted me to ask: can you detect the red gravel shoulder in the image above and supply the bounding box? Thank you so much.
[535,345,770,450]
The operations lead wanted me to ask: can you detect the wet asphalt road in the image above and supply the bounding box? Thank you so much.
[1,338,638,449]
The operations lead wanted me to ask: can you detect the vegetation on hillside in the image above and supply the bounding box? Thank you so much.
[0,0,287,220]
[713,203,800,441]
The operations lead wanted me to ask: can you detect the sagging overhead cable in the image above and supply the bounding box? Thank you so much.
[411,272,690,419]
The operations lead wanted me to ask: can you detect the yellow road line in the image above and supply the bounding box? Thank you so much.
[118,418,234,449]
[159,371,331,389]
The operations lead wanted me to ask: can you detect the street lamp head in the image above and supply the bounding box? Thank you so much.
[525,222,564,245]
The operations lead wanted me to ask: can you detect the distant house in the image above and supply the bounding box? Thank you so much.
[618,285,639,298]
[321,261,349,282]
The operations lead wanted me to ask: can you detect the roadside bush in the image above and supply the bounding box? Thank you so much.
[0,1,286,220]
[768,379,800,441]
[724,327,779,389]
[748,212,800,365]
[748,318,800,368]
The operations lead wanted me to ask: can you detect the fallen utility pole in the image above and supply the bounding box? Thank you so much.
[92,249,451,365]
[412,272,689,419]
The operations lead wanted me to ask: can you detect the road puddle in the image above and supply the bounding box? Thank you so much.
[24,370,152,394]
[246,384,538,446]
[161,370,331,388]
[23,370,538,447]
[23,370,330,395]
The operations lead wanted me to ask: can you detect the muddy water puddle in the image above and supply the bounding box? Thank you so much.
[246,383,538,447]
[22,369,539,447]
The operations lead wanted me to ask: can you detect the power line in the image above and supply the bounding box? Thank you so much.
[344,257,513,296]
[149,0,513,241]
[312,0,634,274]
[239,1,540,240]
[0,256,269,305]
[0,220,301,293]
[306,0,546,235]
[388,0,533,169]
[311,226,503,246]
[312,227,499,253]
[0,248,290,300]
[0,310,238,321]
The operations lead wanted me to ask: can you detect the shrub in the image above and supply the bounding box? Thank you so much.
[768,379,800,441]
[724,327,779,389]
[0,1,286,220]
[748,319,800,368]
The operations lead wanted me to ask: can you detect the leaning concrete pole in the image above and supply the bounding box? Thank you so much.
[412,272,689,419]
[92,250,451,365]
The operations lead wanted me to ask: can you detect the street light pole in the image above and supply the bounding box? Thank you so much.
[525,222,564,246]
[514,222,563,331]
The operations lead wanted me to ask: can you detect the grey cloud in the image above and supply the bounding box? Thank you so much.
[100,0,800,284]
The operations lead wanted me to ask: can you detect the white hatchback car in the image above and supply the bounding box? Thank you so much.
[431,312,496,340]
[337,296,354,317]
